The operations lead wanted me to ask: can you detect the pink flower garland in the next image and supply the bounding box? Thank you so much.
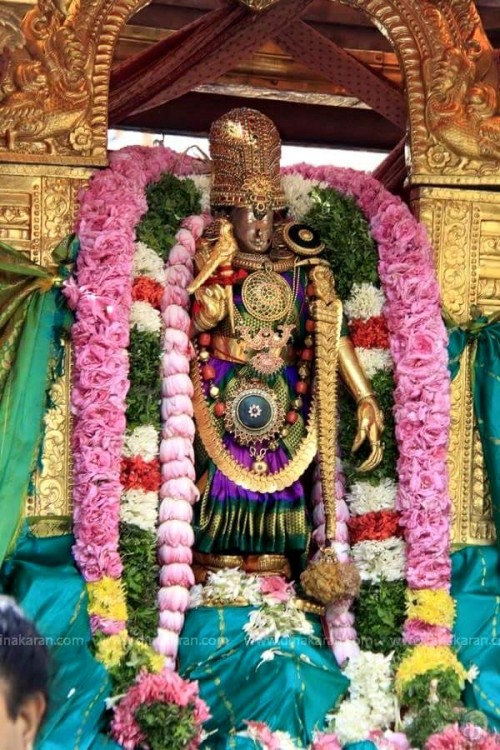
[156,213,211,668]
[282,163,452,648]
[71,148,452,728]
[67,144,198,641]
[311,457,360,664]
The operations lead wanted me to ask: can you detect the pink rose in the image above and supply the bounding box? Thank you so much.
[260,576,294,603]
[312,733,342,750]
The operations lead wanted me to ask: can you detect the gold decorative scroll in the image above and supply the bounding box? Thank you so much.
[412,186,500,546]
[340,0,500,186]
[0,0,144,166]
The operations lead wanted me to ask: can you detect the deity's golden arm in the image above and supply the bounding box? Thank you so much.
[338,336,384,472]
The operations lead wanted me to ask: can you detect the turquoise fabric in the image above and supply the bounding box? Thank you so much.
[451,545,500,730]
[178,606,349,749]
[344,743,377,750]
[0,526,120,750]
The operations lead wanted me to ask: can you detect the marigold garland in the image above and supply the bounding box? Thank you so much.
[395,645,468,696]
[406,589,455,629]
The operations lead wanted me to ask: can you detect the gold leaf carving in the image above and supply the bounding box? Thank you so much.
[0,7,25,52]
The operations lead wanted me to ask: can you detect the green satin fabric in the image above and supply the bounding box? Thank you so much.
[447,312,500,543]
[0,526,119,750]
[451,545,500,730]
[0,236,76,566]
[178,606,349,749]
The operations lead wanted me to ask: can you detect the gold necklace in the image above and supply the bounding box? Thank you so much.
[234,252,296,273]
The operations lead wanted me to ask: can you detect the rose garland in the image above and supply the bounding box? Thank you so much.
[69,146,481,747]
[67,147,210,748]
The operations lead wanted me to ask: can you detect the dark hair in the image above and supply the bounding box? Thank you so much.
[0,596,49,719]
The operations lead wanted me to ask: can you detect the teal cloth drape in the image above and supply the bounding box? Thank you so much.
[0,236,76,566]
[451,545,500,730]
[447,311,500,542]
[0,525,119,749]
[447,312,500,730]
[178,606,349,749]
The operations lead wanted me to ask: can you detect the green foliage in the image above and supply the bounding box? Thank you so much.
[126,328,162,429]
[405,703,464,749]
[135,702,198,750]
[119,523,160,641]
[106,638,160,697]
[136,174,201,259]
[304,187,378,301]
[401,668,462,711]
[354,580,407,656]
[129,328,162,388]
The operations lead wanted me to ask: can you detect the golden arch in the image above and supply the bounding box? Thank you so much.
[0,0,499,186]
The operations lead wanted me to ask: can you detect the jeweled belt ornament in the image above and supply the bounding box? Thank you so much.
[237,322,295,376]
[224,382,285,457]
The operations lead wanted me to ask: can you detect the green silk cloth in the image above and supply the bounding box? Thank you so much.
[447,311,500,541]
[0,525,119,749]
[0,236,76,566]
[447,312,500,730]
[178,606,349,749]
[451,546,500,730]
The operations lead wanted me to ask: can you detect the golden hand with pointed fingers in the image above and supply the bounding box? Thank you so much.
[352,394,384,472]
[338,336,384,472]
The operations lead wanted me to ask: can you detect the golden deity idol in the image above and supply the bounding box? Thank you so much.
[187,108,384,588]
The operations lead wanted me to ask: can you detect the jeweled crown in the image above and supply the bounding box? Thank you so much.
[209,108,286,218]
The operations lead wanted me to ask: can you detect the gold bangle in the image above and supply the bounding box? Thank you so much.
[356,392,376,405]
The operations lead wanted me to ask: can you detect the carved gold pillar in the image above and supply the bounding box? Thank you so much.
[412,188,500,546]
[0,164,93,534]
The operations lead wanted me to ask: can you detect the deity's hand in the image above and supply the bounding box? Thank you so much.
[352,395,384,472]
[192,284,228,332]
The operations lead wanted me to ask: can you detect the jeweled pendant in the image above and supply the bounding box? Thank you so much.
[252,459,269,475]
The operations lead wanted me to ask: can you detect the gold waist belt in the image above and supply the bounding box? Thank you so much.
[193,551,291,578]
[211,335,297,366]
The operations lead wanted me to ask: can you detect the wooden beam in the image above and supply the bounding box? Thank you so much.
[119,90,402,151]
[372,137,407,192]
[110,0,313,123]
[274,20,406,131]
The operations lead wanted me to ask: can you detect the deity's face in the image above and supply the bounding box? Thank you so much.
[230,207,274,254]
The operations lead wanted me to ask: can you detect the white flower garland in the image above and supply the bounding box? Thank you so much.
[347,478,397,516]
[351,537,406,583]
[132,241,167,283]
[333,651,397,745]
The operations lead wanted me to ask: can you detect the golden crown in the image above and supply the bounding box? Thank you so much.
[209,108,286,218]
